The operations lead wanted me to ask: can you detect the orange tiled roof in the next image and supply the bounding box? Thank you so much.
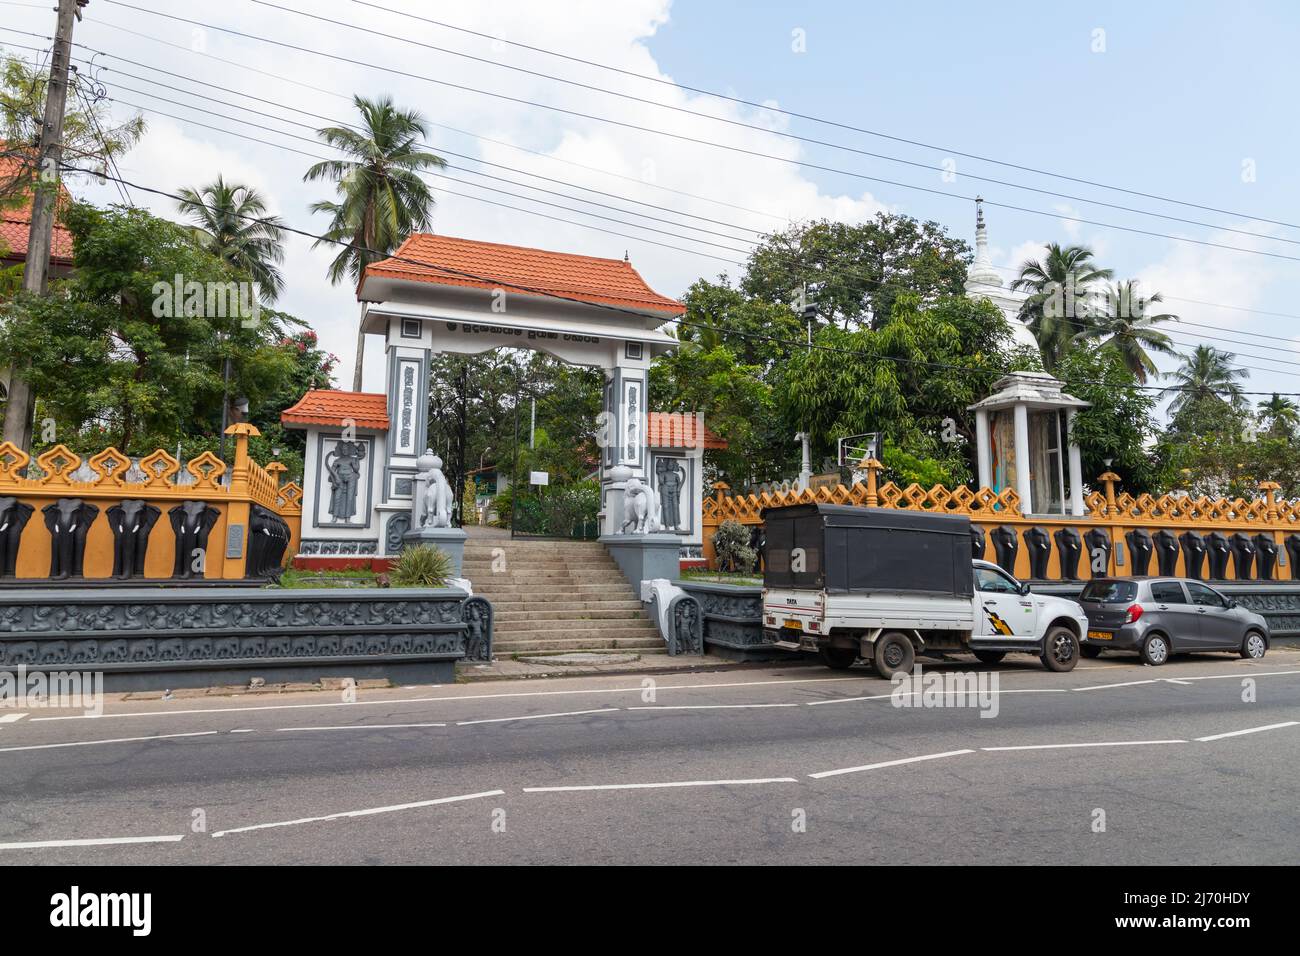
[0,151,74,263]
[362,233,684,316]
[647,411,727,450]
[281,389,389,431]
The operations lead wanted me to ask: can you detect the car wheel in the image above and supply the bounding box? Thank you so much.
[973,650,1006,665]
[1240,631,1267,660]
[1080,645,1103,659]
[1040,626,1079,672]
[872,631,915,680]
[818,646,858,670]
[1141,633,1170,666]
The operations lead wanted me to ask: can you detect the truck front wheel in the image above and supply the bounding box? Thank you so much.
[1041,626,1079,672]
[818,646,858,670]
[872,632,915,680]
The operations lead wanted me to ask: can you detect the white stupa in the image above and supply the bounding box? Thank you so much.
[964,197,1038,350]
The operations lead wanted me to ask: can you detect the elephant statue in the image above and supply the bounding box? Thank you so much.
[1229,532,1256,581]
[1205,531,1230,581]
[107,499,160,579]
[1083,528,1111,579]
[42,498,99,579]
[1023,526,1051,580]
[1179,530,1207,581]
[1254,533,1278,581]
[169,501,221,579]
[1125,528,1154,577]
[0,496,34,578]
[1055,527,1084,581]
[991,525,1019,575]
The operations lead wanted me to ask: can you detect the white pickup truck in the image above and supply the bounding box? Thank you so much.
[760,504,1088,679]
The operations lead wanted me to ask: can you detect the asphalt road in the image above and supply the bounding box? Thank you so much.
[1,649,1298,865]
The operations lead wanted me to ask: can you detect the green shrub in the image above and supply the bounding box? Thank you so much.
[390,544,453,588]
[713,519,757,573]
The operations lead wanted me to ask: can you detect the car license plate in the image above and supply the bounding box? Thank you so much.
[783,618,803,631]
[1088,630,1113,640]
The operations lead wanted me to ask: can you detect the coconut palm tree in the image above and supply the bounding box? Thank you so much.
[1010,243,1113,372]
[1257,392,1300,436]
[176,175,286,301]
[1072,280,1177,383]
[303,95,445,285]
[304,95,445,388]
[1164,345,1248,417]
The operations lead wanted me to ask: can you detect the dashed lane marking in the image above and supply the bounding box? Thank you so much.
[982,739,1187,751]
[211,789,505,837]
[456,708,618,726]
[276,722,448,732]
[0,834,184,850]
[0,730,219,753]
[523,777,798,793]
[0,713,28,723]
[1195,721,1299,742]
[808,750,974,779]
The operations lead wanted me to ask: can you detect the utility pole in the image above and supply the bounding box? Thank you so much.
[2,0,85,451]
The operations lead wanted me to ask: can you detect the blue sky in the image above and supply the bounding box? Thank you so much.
[4,0,1298,410]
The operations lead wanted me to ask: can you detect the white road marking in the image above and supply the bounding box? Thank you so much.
[808,749,973,779]
[1195,721,1299,742]
[627,703,798,711]
[806,694,896,706]
[0,713,27,723]
[456,708,618,725]
[0,730,219,753]
[982,739,1186,751]
[1072,679,1160,691]
[29,675,874,722]
[1163,679,1194,686]
[230,729,256,734]
[524,777,797,793]
[1178,670,1300,681]
[0,834,184,850]
[212,789,505,837]
[277,722,448,732]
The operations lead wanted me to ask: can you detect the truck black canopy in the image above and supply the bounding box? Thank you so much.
[761,504,973,597]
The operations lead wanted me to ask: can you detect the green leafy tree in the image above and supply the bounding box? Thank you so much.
[1073,281,1176,383]
[1010,243,1113,372]
[741,215,970,331]
[1163,345,1247,417]
[0,55,145,207]
[303,95,445,284]
[176,176,288,301]
[0,203,323,463]
[1054,345,1160,493]
[1257,393,1300,438]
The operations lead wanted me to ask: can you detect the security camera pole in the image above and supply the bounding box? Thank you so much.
[2,0,86,451]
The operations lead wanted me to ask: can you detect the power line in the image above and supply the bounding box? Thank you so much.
[6,147,1296,398]
[239,0,1300,251]
[91,2,1300,264]
[24,45,1300,372]
[347,0,1300,236]
[31,19,1300,328]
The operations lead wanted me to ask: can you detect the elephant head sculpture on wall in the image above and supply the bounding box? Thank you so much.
[0,496,34,578]
[42,498,99,579]
[107,499,161,579]
[169,501,221,579]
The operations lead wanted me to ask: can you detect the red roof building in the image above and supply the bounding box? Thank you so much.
[647,411,727,450]
[360,233,684,317]
[0,150,75,273]
[280,389,389,431]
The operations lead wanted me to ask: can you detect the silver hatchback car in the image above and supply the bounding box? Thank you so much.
[1077,577,1270,666]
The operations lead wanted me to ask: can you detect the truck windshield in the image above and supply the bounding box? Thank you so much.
[1080,580,1138,603]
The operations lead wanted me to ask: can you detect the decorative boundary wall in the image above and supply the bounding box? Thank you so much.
[702,462,1300,585]
[0,424,303,582]
[0,586,492,690]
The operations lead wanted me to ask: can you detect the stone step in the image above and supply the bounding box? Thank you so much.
[496,637,668,654]
[461,559,618,571]
[460,570,626,582]
[487,600,645,612]
[471,583,633,596]
[463,542,609,554]
[494,608,649,622]
[494,624,660,640]
[473,591,642,606]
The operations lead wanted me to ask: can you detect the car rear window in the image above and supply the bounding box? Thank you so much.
[1080,580,1138,603]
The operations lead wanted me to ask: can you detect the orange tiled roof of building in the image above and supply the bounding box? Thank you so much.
[0,151,74,263]
[363,233,684,316]
[281,389,389,430]
[647,411,727,450]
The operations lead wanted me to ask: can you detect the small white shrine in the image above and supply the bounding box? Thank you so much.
[968,371,1090,516]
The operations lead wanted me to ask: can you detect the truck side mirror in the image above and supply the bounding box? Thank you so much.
[1019,582,1031,596]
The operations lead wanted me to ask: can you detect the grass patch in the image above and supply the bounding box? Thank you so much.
[273,567,380,589]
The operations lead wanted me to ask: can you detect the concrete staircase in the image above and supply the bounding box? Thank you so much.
[461,528,666,658]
